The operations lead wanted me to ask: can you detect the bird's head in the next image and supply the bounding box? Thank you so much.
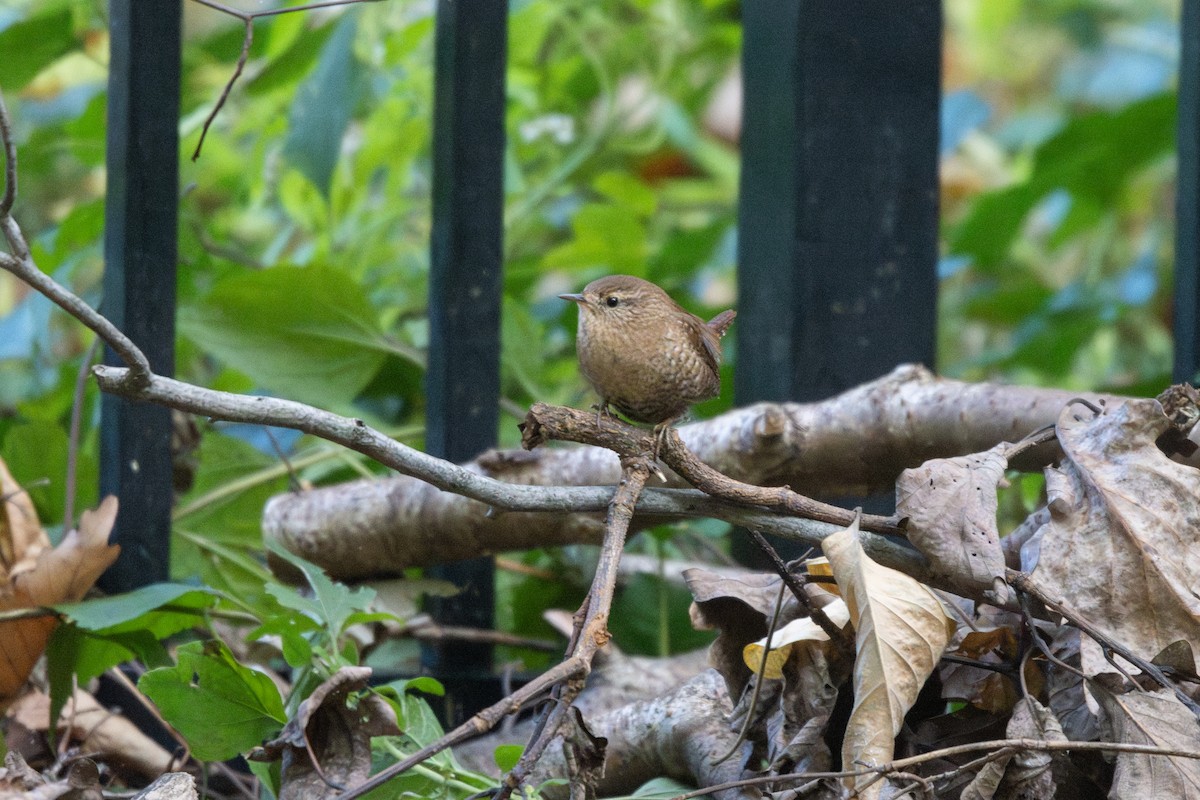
[558,274,672,326]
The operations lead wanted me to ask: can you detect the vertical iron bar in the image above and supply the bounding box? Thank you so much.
[737,0,941,406]
[422,0,508,720]
[1175,0,1200,383]
[735,1,941,558]
[99,0,181,592]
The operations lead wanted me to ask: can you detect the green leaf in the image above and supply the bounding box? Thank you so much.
[55,584,217,633]
[266,542,376,640]
[630,777,707,798]
[46,626,165,738]
[391,676,444,698]
[47,585,222,737]
[282,13,363,195]
[251,613,319,668]
[173,432,286,549]
[247,17,338,97]
[593,171,657,217]
[177,265,389,407]
[609,572,715,656]
[542,203,648,273]
[493,744,523,772]
[1,419,93,527]
[0,7,75,90]
[950,93,1175,272]
[139,640,287,762]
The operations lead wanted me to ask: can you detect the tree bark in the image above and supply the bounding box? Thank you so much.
[262,365,1115,577]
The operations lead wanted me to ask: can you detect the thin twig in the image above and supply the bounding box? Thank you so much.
[713,577,788,765]
[340,457,654,799]
[0,92,15,217]
[64,337,101,530]
[187,0,387,160]
[496,456,653,799]
[1008,568,1200,717]
[665,738,1200,800]
[399,618,558,652]
[192,18,253,161]
[746,529,847,644]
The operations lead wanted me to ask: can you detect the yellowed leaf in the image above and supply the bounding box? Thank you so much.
[804,557,840,599]
[0,496,120,710]
[823,516,954,799]
[742,598,850,679]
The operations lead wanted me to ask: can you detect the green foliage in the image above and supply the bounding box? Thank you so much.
[48,585,221,731]
[178,263,395,408]
[262,543,394,668]
[139,640,288,762]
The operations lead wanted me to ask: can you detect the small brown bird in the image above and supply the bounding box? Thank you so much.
[559,274,736,450]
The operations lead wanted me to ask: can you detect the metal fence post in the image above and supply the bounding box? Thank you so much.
[421,0,509,720]
[734,1,941,560]
[99,0,181,592]
[1176,0,1200,383]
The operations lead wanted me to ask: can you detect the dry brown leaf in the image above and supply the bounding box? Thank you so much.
[1031,398,1200,676]
[961,696,1062,800]
[8,688,174,780]
[896,442,1010,604]
[1095,684,1200,800]
[0,457,47,579]
[823,517,954,799]
[940,606,1027,715]
[683,568,777,699]
[0,496,119,709]
[249,666,399,795]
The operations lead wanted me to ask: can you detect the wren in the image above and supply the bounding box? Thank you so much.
[559,274,735,450]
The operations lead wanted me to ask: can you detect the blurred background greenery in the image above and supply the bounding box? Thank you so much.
[0,0,1182,663]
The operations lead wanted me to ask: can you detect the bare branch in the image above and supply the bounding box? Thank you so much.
[92,365,931,582]
[0,93,152,387]
[0,92,15,217]
[192,18,253,161]
[187,0,387,159]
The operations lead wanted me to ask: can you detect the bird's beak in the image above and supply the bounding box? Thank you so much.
[558,292,585,304]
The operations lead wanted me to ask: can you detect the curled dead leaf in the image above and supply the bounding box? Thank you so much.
[1031,397,1200,676]
[823,516,954,799]
[0,496,119,710]
[250,666,398,795]
[896,442,1011,604]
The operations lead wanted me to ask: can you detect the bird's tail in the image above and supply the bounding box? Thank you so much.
[707,309,737,337]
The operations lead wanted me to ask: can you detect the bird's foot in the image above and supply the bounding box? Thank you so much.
[651,419,678,465]
[591,401,617,429]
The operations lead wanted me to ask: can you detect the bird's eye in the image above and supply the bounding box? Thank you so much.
[605,296,620,308]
